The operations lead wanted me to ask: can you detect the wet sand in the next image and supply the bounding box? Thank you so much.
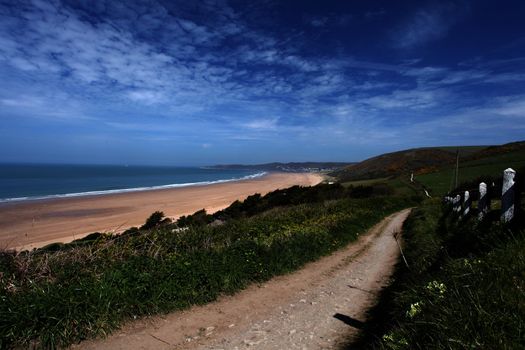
[0,173,323,251]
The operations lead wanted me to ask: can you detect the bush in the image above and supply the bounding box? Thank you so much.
[182,182,399,227]
[140,211,171,230]
[177,209,213,227]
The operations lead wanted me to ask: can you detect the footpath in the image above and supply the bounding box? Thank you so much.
[74,209,411,350]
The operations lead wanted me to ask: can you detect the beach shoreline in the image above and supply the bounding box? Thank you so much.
[0,172,323,251]
[0,170,269,204]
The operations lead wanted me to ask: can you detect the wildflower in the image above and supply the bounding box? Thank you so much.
[406,301,423,318]
[382,331,409,349]
[426,280,447,297]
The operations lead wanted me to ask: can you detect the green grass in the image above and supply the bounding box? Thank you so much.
[417,149,525,195]
[342,177,421,199]
[385,178,422,197]
[0,193,417,349]
[341,177,390,187]
[350,198,525,349]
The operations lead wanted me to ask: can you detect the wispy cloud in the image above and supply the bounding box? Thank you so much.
[242,117,279,130]
[0,0,524,164]
[0,93,97,122]
[393,2,468,48]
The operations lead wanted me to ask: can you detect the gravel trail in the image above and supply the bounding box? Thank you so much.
[74,208,411,350]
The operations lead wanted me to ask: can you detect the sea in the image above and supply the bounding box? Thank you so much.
[0,164,266,203]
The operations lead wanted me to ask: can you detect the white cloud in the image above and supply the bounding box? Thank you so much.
[393,3,468,48]
[0,94,96,121]
[127,90,166,104]
[242,118,279,130]
[360,88,441,110]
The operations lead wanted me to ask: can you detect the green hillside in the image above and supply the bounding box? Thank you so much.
[331,148,457,182]
[333,141,525,196]
[417,150,525,195]
[417,143,525,195]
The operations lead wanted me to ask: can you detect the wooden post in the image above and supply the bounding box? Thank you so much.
[478,182,489,221]
[501,168,516,223]
[454,194,461,214]
[463,191,471,217]
[454,149,459,189]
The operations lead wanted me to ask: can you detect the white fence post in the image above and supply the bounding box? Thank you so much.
[501,168,516,223]
[478,182,488,221]
[463,191,470,217]
[454,194,461,213]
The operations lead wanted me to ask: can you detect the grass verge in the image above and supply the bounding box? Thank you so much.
[347,198,525,349]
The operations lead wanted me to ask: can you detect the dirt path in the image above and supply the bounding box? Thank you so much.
[73,209,411,350]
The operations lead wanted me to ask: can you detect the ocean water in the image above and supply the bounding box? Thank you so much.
[0,164,265,203]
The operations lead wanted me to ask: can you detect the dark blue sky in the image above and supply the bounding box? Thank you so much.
[1,0,524,165]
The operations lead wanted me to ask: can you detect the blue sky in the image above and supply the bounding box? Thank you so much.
[1,0,524,165]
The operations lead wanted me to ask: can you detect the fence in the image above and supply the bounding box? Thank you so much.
[443,168,517,223]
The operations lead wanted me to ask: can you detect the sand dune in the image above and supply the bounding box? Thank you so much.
[0,172,322,251]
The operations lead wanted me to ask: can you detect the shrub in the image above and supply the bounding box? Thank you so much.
[140,211,171,230]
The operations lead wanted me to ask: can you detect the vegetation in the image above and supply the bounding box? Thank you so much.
[347,181,525,349]
[331,141,525,185]
[417,149,525,196]
[140,211,171,230]
[177,182,398,226]
[331,148,460,182]
[333,140,525,349]
[0,183,418,348]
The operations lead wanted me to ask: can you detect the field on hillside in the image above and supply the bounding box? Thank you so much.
[341,177,389,187]
[417,149,525,195]
[332,141,525,195]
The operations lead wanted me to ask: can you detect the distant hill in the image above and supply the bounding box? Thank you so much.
[466,140,525,160]
[208,162,352,173]
[331,148,457,182]
[331,141,525,182]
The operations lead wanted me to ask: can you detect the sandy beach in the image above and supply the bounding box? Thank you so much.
[0,172,322,251]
